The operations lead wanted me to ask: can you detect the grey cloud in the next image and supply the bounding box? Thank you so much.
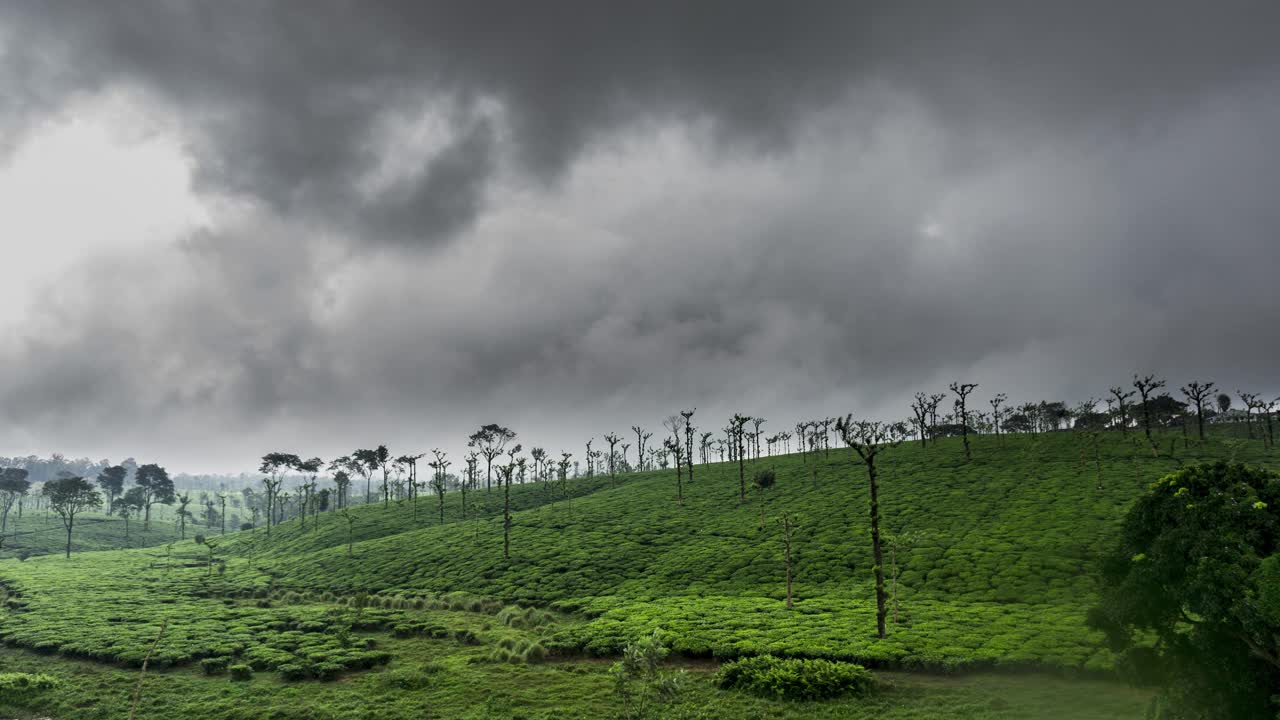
[1,3,1279,470]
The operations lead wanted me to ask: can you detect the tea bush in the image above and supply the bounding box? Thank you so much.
[715,655,877,700]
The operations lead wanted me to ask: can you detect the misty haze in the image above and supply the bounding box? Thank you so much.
[0,2,1277,719]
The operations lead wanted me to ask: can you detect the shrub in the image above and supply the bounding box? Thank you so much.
[715,656,877,701]
[200,657,231,675]
[452,628,480,645]
[0,672,58,698]
[278,663,312,682]
[228,664,254,681]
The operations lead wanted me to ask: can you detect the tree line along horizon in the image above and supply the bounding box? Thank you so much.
[0,374,1272,568]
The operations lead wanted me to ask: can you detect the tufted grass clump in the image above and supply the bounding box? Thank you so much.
[715,655,878,701]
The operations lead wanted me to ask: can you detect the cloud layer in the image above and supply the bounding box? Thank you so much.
[1,2,1278,470]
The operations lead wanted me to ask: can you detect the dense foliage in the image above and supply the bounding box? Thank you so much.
[716,655,877,700]
[1090,462,1280,719]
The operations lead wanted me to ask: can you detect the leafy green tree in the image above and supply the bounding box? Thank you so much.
[0,468,30,535]
[42,476,101,559]
[1089,462,1279,719]
[95,465,127,512]
[835,416,907,639]
[134,463,175,529]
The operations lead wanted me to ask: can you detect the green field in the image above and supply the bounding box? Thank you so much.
[0,429,1272,718]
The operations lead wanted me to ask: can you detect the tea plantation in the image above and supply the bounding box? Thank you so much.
[0,430,1271,718]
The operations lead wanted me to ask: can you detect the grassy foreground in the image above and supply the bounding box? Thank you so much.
[0,429,1271,718]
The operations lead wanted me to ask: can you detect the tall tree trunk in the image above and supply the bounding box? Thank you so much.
[868,460,887,639]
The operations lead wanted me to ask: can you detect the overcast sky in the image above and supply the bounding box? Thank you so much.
[1,1,1278,474]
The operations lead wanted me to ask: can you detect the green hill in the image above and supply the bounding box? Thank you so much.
[0,429,1271,719]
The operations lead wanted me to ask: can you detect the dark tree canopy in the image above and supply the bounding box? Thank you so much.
[1089,462,1279,719]
[42,475,102,559]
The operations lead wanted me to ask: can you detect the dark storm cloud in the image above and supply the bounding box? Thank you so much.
[1,1,1279,470]
[5,1,1279,247]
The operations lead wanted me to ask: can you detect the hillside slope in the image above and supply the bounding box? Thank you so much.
[0,430,1272,679]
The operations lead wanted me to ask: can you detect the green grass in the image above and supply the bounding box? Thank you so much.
[0,511,183,559]
[0,428,1271,718]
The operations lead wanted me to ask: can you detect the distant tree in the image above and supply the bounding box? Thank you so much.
[176,493,192,540]
[1073,399,1105,488]
[926,395,945,443]
[1089,463,1279,719]
[604,433,622,486]
[0,468,30,535]
[95,465,127,512]
[1236,391,1259,440]
[462,452,479,520]
[663,438,684,503]
[585,438,596,478]
[331,468,352,511]
[1180,381,1216,442]
[258,453,297,535]
[428,449,450,524]
[631,426,651,471]
[293,457,322,530]
[339,508,356,557]
[988,393,1008,444]
[777,511,800,609]
[699,432,713,464]
[42,475,101,559]
[910,393,930,448]
[883,530,923,626]
[350,449,379,505]
[134,463,175,530]
[500,447,521,560]
[834,416,907,639]
[795,422,809,462]
[1133,374,1167,455]
[397,453,424,519]
[194,533,219,576]
[949,382,978,462]
[1216,392,1232,416]
[1246,395,1273,449]
[681,409,696,483]
[114,486,145,539]
[327,456,351,508]
[752,469,776,531]
[751,417,766,461]
[557,452,572,499]
[372,445,392,507]
[662,414,683,483]
[1109,386,1136,436]
[468,424,516,493]
[730,414,752,502]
